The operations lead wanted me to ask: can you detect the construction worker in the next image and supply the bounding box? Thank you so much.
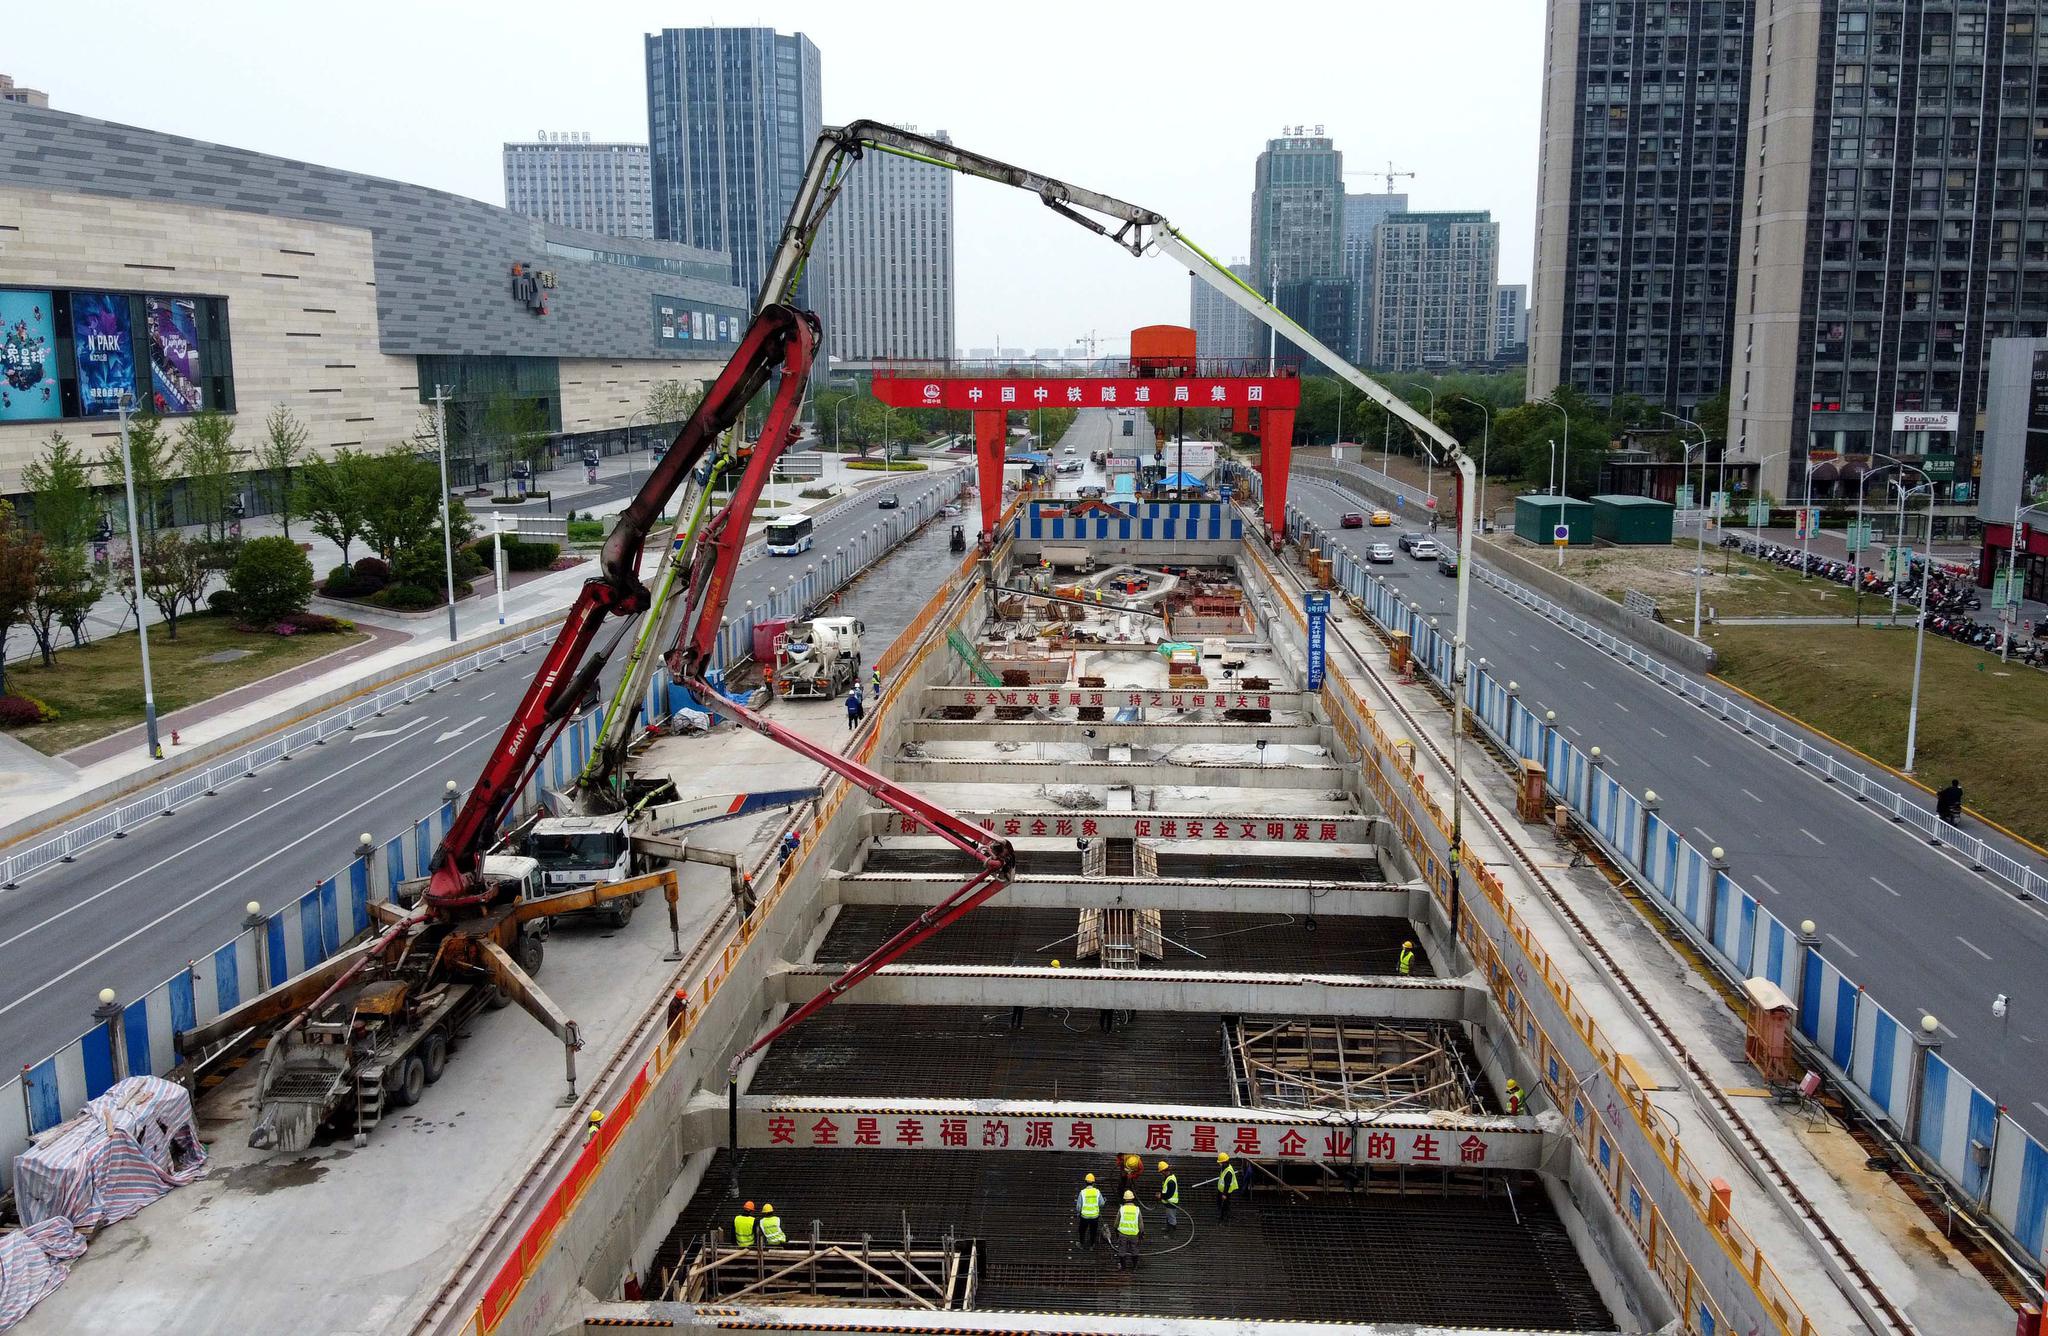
[1397,940,1416,976]
[871,666,882,702]
[1214,1152,1239,1220]
[1120,1154,1143,1196]
[733,1200,758,1249]
[1075,1173,1104,1248]
[845,689,866,731]
[1156,1161,1180,1235]
[738,872,758,917]
[584,1107,605,1144]
[780,829,800,865]
[1505,1078,1524,1115]
[759,1204,787,1246]
[666,987,690,1033]
[1114,1190,1142,1270]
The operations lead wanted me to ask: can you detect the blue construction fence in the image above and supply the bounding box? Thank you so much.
[1290,505,2048,1275]
[0,707,604,1192]
[1018,499,1242,543]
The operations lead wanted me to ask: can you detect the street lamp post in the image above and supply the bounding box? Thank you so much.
[432,385,458,643]
[1452,395,1491,535]
[1411,386,1438,500]
[1900,479,1936,774]
[624,407,648,483]
[1537,398,1570,499]
[115,394,161,761]
[1546,439,1557,497]
[1661,412,1709,639]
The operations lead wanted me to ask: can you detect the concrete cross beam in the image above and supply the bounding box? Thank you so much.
[860,809,1385,844]
[923,685,1307,711]
[885,759,1344,790]
[900,720,1325,745]
[765,961,1482,1022]
[732,1095,1554,1172]
[826,871,1415,916]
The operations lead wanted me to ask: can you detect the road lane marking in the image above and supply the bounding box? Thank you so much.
[478,691,497,702]
[1614,702,1630,713]
[434,715,489,744]
[1692,827,1713,842]
[352,714,437,744]
[1824,932,1860,959]
[0,724,496,955]
[1799,827,1825,845]
[1693,754,1712,768]
[0,735,498,1020]
[1871,876,1900,897]
[1956,936,1992,961]
[1741,788,1763,803]
[1751,875,1780,896]
[1565,725,1582,737]
[1580,680,1596,690]
[1649,726,1667,738]
[1553,660,1567,670]
[2035,1102,2048,1122]
[1917,1009,1958,1037]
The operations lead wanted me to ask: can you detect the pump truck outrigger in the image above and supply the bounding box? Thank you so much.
[179,120,1477,1153]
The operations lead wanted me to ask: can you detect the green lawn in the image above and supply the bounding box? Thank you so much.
[2,611,370,756]
[1552,542,1876,620]
[1711,624,2048,846]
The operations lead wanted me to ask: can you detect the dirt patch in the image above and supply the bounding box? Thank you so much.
[1535,541,1861,620]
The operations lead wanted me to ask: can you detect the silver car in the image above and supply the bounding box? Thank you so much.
[1367,543,1396,564]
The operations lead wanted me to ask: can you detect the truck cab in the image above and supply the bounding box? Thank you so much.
[524,815,644,928]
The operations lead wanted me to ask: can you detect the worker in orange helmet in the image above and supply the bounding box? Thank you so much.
[732,1200,758,1249]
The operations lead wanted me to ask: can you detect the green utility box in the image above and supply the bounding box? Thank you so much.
[1514,494,1595,547]
[1590,494,1675,545]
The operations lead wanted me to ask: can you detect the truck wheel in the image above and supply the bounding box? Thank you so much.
[606,901,633,929]
[422,1030,449,1084]
[516,932,544,974]
[391,1055,427,1108]
[485,985,513,1010]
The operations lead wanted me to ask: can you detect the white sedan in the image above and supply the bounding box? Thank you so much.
[1367,543,1396,564]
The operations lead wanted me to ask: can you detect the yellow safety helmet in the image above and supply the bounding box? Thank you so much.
[588,1108,605,1123]
[1123,1190,1135,1201]
[1506,1078,1522,1090]
[1050,959,1062,968]
[1157,1161,1169,1171]
[1217,1152,1230,1163]
[761,1203,775,1214]
[1402,940,1414,949]
[1084,1173,1096,1183]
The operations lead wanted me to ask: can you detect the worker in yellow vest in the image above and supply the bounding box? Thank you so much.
[1156,1160,1180,1235]
[1215,1152,1240,1221]
[732,1200,758,1248]
[759,1204,787,1246]
[1397,940,1416,975]
[1114,1190,1142,1271]
[1505,1078,1524,1115]
[1074,1172,1104,1248]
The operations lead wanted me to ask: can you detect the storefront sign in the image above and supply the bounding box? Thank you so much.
[70,292,134,417]
[509,263,554,316]
[145,296,202,413]
[1920,453,1958,480]
[1892,411,1959,433]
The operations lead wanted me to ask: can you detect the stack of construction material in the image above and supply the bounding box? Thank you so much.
[10,1077,208,1231]
[0,1219,87,1328]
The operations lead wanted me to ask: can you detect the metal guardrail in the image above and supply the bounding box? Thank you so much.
[1,626,562,889]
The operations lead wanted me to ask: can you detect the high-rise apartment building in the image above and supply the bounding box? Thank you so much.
[1529,2,1752,407]
[1373,212,1500,372]
[821,128,954,362]
[1342,191,1408,365]
[0,74,48,108]
[1190,262,1256,363]
[1250,131,1349,362]
[1496,284,1528,357]
[645,27,824,329]
[502,133,654,239]
[1728,1,2048,498]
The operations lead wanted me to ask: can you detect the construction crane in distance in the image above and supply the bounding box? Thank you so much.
[1346,161,1416,194]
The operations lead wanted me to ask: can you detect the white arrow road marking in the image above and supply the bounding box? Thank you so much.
[353,714,438,743]
[434,715,489,745]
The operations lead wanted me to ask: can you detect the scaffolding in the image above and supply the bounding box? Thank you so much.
[674,1224,979,1311]
[1228,1018,1487,1118]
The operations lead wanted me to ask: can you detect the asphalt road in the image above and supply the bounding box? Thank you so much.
[0,468,959,1078]
[1295,475,2048,1140]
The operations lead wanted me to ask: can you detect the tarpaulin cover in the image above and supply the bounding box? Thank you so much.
[0,1218,87,1330]
[10,1077,207,1231]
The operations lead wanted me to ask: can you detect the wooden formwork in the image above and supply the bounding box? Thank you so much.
[1229,1018,1486,1117]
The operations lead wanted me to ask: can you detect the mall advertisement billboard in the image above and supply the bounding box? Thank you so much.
[0,288,61,422]
[71,292,135,416]
[146,295,202,414]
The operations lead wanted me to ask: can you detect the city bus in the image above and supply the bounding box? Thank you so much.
[763,511,815,556]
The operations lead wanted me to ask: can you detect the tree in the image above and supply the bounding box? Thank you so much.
[230,535,314,625]
[254,404,310,539]
[39,546,103,651]
[644,379,703,436]
[361,447,472,561]
[479,395,553,498]
[1694,389,1729,446]
[23,430,100,554]
[178,409,242,544]
[840,398,890,459]
[97,413,176,537]
[295,449,372,564]
[0,503,44,694]
[125,532,210,640]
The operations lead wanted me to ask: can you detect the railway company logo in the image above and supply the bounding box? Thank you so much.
[921,382,941,402]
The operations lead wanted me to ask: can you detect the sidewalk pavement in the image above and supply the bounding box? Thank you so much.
[0,448,958,833]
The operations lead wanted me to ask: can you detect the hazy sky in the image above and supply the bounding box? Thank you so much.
[9,1,1543,352]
